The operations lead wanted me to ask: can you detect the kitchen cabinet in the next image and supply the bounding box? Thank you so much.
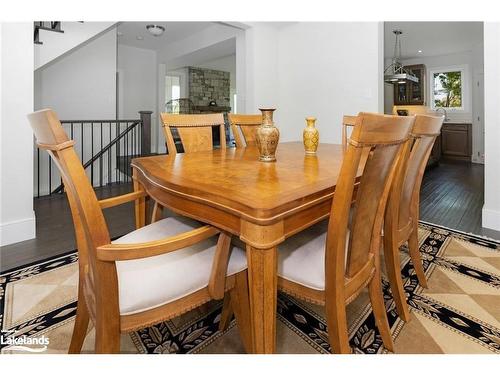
[441,123,472,161]
[393,64,426,106]
[427,134,441,168]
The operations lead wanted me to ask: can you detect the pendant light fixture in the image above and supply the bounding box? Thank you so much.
[384,30,419,85]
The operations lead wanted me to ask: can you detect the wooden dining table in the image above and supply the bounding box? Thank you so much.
[131,141,365,354]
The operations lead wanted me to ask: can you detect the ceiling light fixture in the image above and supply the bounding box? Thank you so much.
[418,50,423,53]
[146,24,165,37]
[384,30,419,85]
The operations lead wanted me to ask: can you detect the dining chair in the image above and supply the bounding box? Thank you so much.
[277,112,414,353]
[342,115,357,152]
[383,114,444,322]
[27,109,252,354]
[161,112,226,156]
[228,113,262,147]
[154,113,228,222]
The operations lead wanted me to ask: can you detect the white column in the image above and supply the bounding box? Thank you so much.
[243,24,279,112]
[0,22,35,246]
[482,22,500,230]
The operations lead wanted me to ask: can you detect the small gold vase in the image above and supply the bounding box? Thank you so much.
[303,117,319,154]
[256,108,280,162]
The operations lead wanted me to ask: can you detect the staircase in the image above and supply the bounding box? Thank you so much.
[34,22,64,45]
[34,111,153,198]
[34,21,116,70]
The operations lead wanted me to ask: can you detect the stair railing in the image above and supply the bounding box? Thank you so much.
[34,111,152,198]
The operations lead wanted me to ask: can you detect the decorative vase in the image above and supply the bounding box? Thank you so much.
[303,117,319,154]
[256,108,280,162]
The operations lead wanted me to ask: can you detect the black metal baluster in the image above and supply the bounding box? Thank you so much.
[130,125,137,161]
[48,154,52,195]
[108,122,112,185]
[37,148,40,198]
[91,122,94,187]
[100,122,103,187]
[125,122,129,183]
[116,122,119,184]
[60,125,64,193]
[81,122,84,162]
[140,121,143,155]
[137,121,141,155]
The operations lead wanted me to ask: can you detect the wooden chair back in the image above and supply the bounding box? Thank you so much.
[27,109,118,322]
[228,114,262,147]
[387,114,444,234]
[160,113,226,155]
[342,115,357,151]
[325,112,414,286]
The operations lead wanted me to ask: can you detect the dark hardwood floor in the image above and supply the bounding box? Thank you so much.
[2,159,500,272]
[420,159,500,240]
[1,183,138,272]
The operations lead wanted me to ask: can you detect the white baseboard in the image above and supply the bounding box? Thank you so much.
[482,207,500,231]
[0,213,36,246]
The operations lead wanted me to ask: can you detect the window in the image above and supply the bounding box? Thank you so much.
[165,75,181,113]
[430,66,467,111]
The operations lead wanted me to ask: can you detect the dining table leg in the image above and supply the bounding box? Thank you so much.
[132,169,146,229]
[246,245,278,354]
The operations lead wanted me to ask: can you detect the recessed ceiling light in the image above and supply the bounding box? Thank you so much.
[418,50,423,53]
[136,36,144,40]
[146,24,165,37]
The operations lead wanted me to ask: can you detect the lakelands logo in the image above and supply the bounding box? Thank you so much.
[1,329,49,353]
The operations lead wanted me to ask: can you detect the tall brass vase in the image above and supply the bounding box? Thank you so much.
[303,117,319,154]
[256,108,280,162]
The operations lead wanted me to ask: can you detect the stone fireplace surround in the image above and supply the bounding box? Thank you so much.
[188,66,231,112]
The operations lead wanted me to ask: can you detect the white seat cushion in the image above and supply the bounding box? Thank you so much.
[113,216,247,315]
[278,219,349,291]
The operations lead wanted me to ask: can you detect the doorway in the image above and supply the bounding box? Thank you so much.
[383,22,496,238]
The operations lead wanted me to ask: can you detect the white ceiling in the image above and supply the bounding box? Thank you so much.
[117,22,214,50]
[384,22,483,59]
[167,38,235,70]
[117,21,237,67]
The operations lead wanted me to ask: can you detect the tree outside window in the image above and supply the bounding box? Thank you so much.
[433,71,462,108]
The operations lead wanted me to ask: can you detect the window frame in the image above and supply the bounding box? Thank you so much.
[429,64,469,112]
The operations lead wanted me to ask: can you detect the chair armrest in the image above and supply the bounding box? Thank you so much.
[97,225,219,261]
[98,191,147,209]
[208,232,233,300]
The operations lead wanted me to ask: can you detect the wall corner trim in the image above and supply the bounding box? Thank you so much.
[0,212,36,246]
[482,207,500,231]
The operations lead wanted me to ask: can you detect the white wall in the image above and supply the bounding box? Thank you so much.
[118,44,157,119]
[482,22,500,231]
[34,30,117,195]
[35,22,115,70]
[35,30,117,119]
[244,24,279,113]
[117,44,157,153]
[276,22,383,143]
[0,23,35,246]
[235,32,246,114]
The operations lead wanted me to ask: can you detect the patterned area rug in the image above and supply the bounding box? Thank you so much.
[1,222,499,354]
